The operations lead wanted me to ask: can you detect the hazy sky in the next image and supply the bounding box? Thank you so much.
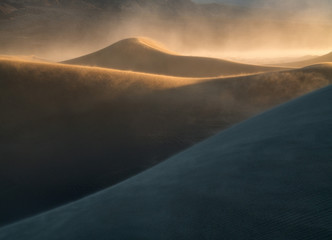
[193,0,251,4]
[193,0,332,9]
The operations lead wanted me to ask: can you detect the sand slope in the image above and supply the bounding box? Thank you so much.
[0,57,331,226]
[64,38,282,77]
[1,85,331,239]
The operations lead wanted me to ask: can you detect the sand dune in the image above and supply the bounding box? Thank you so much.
[63,38,282,77]
[280,51,332,67]
[1,85,331,239]
[0,57,331,226]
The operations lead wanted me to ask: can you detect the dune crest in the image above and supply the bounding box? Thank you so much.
[64,37,283,77]
[133,37,177,55]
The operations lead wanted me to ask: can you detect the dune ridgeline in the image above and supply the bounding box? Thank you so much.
[63,38,283,77]
[0,55,331,226]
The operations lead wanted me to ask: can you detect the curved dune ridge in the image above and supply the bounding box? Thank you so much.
[0,57,331,226]
[281,51,332,67]
[133,38,177,55]
[1,85,331,240]
[63,37,283,77]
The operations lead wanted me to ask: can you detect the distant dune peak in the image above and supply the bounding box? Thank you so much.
[64,37,282,77]
[112,37,177,54]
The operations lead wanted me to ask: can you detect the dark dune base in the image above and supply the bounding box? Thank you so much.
[1,86,331,240]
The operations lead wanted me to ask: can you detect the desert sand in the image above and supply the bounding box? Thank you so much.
[64,38,283,77]
[1,0,332,238]
[1,85,331,239]
[0,57,331,226]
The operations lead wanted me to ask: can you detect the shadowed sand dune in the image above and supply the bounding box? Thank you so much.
[280,51,332,67]
[63,38,282,77]
[1,85,331,240]
[0,57,331,226]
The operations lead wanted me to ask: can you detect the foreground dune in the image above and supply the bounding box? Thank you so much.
[1,85,331,239]
[0,57,331,226]
[64,38,282,77]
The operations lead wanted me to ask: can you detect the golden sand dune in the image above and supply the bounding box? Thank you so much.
[0,57,331,226]
[64,38,283,77]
